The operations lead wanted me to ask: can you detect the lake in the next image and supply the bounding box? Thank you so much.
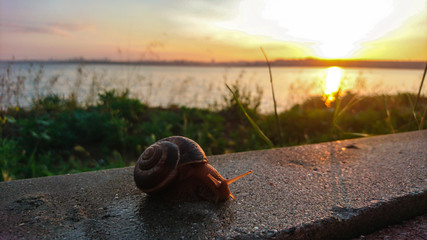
[1,63,425,113]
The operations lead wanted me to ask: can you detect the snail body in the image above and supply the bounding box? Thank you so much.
[134,136,252,203]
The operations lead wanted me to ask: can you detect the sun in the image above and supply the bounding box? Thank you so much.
[263,0,395,58]
[221,0,397,59]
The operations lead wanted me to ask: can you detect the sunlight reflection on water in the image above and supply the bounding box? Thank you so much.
[323,67,343,107]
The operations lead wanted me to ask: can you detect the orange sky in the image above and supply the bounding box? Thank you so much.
[1,0,426,62]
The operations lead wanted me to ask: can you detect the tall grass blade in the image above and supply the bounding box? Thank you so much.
[383,95,395,133]
[332,89,342,126]
[413,62,426,110]
[344,132,370,137]
[335,93,362,123]
[225,83,274,148]
[411,62,426,130]
[332,90,367,137]
[260,47,282,141]
[407,93,419,127]
[419,107,426,130]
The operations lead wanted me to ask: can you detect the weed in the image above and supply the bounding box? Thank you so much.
[260,47,282,141]
[226,83,274,148]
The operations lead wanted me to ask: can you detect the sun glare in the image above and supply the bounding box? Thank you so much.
[220,0,405,59]
[323,67,343,107]
[264,0,395,58]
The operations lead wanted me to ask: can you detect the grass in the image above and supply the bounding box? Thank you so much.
[412,62,427,130]
[225,83,273,148]
[261,47,282,141]
[0,63,426,181]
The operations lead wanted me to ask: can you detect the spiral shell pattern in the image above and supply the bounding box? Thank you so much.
[134,141,179,193]
[133,136,208,194]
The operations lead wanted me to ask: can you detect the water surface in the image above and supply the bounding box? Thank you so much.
[2,63,425,113]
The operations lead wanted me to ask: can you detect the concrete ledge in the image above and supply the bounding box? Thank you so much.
[1,130,426,239]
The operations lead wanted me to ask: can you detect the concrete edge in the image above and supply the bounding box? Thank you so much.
[261,190,427,240]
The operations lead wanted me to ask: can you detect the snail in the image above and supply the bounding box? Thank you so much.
[134,136,252,203]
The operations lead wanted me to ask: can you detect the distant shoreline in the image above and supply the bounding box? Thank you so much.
[1,58,425,69]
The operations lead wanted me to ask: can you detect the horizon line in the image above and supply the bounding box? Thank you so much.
[1,57,426,69]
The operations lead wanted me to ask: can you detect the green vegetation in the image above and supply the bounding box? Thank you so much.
[1,65,426,181]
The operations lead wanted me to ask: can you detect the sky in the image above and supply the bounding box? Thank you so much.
[1,0,426,62]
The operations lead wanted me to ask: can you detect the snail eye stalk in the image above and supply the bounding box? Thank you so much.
[225,170,253,185]
[207,174,222,188]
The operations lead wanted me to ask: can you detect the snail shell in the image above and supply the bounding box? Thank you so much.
[133,136,252,202]
[134,136,207,194]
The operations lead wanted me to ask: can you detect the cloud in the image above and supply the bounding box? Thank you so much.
[3,22,95,37]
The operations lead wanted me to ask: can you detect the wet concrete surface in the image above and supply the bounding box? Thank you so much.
[0,130,426,239]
